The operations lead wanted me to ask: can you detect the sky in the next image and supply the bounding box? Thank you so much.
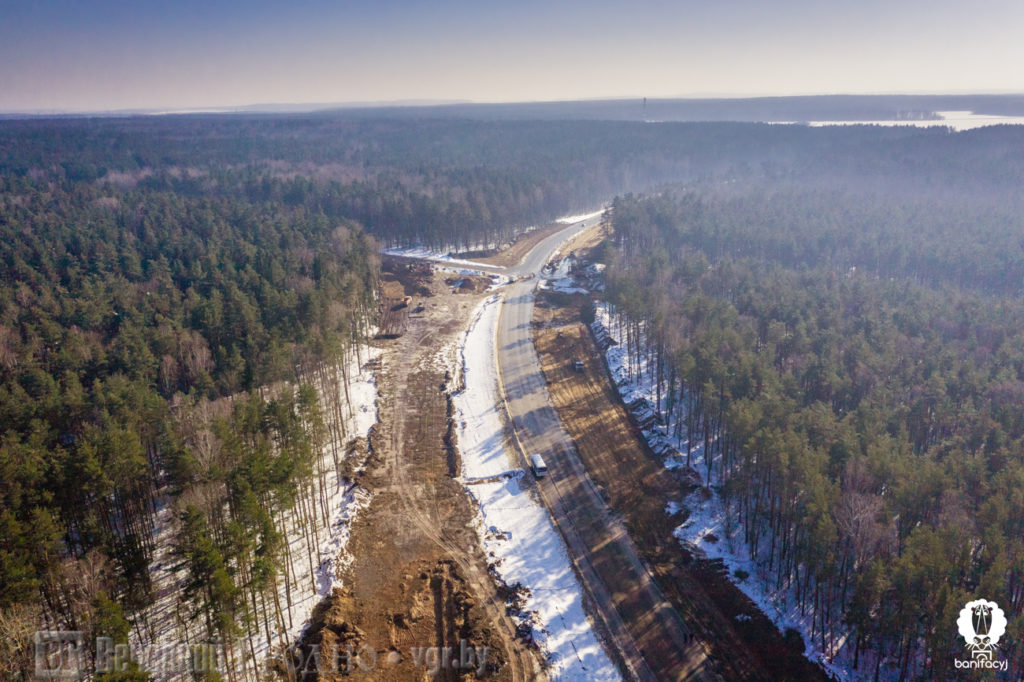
[1,0,1023,112]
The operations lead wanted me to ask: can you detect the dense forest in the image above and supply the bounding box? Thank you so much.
[5,115,1023,251]
[2,112,1024,678]
[605,172,1024,679]
[0,169,378,678]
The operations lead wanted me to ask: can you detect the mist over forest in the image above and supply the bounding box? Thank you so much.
[3,105,1024,679]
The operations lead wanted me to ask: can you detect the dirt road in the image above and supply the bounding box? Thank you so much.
[312,266,543,681]
[533,299,829,682]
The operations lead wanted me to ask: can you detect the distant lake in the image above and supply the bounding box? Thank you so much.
[803,110,1024,130]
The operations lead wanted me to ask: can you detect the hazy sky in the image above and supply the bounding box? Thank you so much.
[2,0,1023,112]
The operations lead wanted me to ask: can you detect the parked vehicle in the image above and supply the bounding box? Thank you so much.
[529,453,548,478]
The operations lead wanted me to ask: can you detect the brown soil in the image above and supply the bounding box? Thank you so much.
[292,268,543,681]
[443,274,493,293]
[381,257,434,298]
[381,279,406,300]
[532,287,828,680]
[291,562,500,681]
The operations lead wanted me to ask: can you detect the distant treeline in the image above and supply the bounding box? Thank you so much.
[4,116,1024,251]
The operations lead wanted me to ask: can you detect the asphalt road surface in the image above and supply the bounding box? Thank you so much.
[495,217,720,682]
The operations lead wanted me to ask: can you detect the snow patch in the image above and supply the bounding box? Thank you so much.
[540,256,589,295]
[593,302,855,680]
[452,297,620,681]
[454,298,517,480]
[541,279,589,295]
[265,347,382,651]
[383,245,507,269]
[556,209,605,224]
[132,347,381,681]
[434,264,512,289]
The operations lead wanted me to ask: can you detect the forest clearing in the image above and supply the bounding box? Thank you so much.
[294,258,545,681]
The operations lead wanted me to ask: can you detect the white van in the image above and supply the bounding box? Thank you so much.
[529,453,548,478]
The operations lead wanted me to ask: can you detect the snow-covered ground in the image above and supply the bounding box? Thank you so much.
[593,303,860,681]
[452,297,620,681]
[540,257,590,295]
[131,348,380,681]
[556,209,605,224]
[434,264,512,289]
[382,245,508,269]
[267,348,380,647]
[383,207,604,267]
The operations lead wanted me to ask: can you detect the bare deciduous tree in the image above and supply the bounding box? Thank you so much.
[0,603,42,680]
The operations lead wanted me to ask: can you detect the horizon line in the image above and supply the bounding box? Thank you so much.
[4,91,1024,118]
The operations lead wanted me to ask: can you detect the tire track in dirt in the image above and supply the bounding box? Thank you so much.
[381,315,540,682]
[306,265,542,681]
